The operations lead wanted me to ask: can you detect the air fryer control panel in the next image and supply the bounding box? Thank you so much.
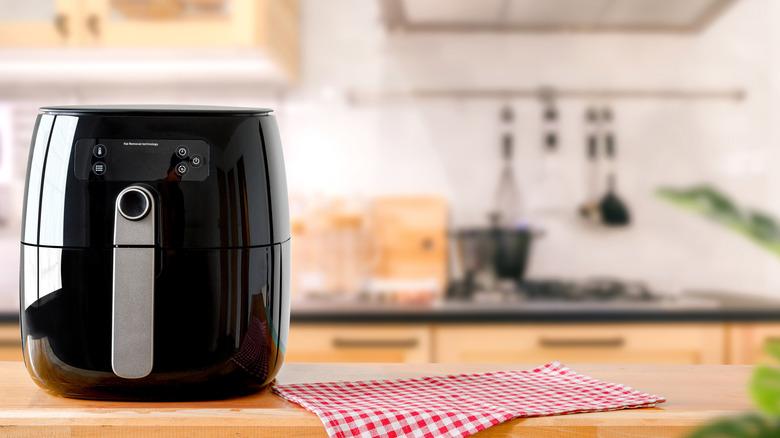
[73,138,210,182]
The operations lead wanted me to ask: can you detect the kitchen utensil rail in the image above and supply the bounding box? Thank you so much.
[348,87,745,104]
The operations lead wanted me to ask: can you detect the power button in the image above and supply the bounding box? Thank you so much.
[175,162,188,176]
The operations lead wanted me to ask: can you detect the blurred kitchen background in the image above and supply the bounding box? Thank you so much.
[4,0,780,365]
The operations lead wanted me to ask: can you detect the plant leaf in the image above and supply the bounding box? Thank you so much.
[764,339,780,363]
[748,211,780,242]
[686,413,779,438]
[751,366,780,416]
[656,185,780,258]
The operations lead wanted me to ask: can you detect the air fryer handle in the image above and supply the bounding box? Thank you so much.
[111,186,156,379]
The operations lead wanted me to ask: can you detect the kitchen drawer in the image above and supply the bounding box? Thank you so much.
[0,324,21,361]
[727,323,780,364]
[434,324,725,364]
[286,324,431,363]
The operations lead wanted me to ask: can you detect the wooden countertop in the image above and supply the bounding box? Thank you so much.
[0,361,752,437]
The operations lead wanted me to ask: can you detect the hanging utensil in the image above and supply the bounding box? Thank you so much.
[598,108,631,226]
[491,105,523,228]
[541,91,559,153]
[579,107,601,220]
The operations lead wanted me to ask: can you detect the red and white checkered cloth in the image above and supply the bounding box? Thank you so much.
[272,361,665,438]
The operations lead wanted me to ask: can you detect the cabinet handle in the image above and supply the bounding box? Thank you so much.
[539,337,625,348]
[54,13,68,37]
[332,338,419,349]
[86,14,100,37]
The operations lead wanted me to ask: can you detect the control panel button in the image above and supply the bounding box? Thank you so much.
[93,144,107,158]
[92,162,107,175]
[75,138,210,182]
[175,162,188,176]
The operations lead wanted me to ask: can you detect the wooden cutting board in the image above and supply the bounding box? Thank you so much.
[369,196,448,292]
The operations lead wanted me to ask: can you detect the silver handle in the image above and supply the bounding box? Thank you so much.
[332,338,419,349]
[538,337,624,349]
[112,186,156,379]
[86,13,100,37]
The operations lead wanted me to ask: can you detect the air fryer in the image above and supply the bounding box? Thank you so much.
[19,105,290,400]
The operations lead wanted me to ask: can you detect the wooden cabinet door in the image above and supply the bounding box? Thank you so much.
[434,324,725,364]
[286,324,431,363]
[0,0,82,47]
[727,323,780,364]
[78,0,298,77]
[0,324,21,361]
[79,0,255,47]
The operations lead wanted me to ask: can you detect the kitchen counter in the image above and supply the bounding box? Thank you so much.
[292,292,780,323]
[0,361,753,437]
[4,292,780,325]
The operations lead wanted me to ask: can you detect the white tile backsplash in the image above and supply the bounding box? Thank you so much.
[284,0,780,296]
[1,0,780,312]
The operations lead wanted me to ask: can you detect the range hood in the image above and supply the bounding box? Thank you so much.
[381,0,736,33]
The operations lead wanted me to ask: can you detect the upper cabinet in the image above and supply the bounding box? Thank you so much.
[0,0,299,80]
[382,0,737,33]
[0,0,80,46]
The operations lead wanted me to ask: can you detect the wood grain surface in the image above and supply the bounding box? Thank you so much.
[0,361,753,437]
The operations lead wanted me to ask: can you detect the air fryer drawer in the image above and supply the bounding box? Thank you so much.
[20,242,290,400]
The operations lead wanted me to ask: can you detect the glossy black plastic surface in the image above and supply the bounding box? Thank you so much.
[20,106,291,400]
[40,105,273,116]
[73,138,211,182]
[22,110,290,248]
[20,241,290,400]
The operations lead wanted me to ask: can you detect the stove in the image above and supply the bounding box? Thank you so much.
[442,277,724,313]
[448,277,668,302]
[296,277,725,315]
[519,278,659,302]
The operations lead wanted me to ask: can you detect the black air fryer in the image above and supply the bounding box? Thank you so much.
[19,105,290,400]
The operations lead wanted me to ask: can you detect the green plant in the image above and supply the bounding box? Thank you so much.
[686,414,779,438]
[658,185,780,436]
[681,343,780,437]
[657,185,780,257]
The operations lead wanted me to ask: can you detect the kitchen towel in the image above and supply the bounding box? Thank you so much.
[272,361,665,438]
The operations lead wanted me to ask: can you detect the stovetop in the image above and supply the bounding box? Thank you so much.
[297,277,726,313]
[469,278,663,303]
[436,276,729,311]
[291,279,780,322]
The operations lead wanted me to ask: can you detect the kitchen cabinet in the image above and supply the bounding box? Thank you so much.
[286,324,432,363]
[0,0,299,77]
[727,323,780,364]
[0,324,20,361]
[287,323,727,364]
[0,1,81,46]
[434,324,726,364]
[382,0,736,33]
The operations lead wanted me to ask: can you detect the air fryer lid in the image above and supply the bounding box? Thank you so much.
[40,105,273,116]
[22,106,289,249]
